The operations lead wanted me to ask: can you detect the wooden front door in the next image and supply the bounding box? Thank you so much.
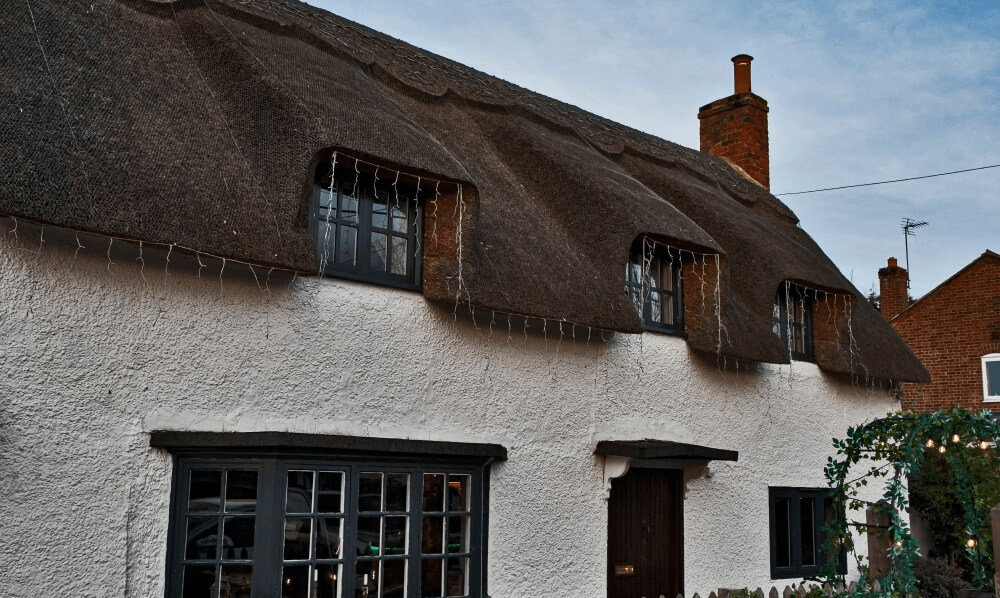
[608,468,683,598]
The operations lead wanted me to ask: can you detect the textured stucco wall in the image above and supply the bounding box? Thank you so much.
[0,226,894,597]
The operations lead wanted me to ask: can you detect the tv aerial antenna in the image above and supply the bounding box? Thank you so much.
[901,218,929,288]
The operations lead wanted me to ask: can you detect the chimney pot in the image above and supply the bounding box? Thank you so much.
[732,54,753,94]
[888,257,898,268]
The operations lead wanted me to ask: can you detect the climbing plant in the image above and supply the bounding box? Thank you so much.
[820,408,1000,597]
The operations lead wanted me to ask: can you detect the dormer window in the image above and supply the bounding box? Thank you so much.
[625,240,683,334]
[310,162,422,290]
[773,284,814,362]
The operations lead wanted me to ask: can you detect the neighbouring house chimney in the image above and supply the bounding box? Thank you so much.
[879,257,909,320]
[698,54,770,189]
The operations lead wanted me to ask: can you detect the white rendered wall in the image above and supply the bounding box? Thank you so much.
[0,226,893,597]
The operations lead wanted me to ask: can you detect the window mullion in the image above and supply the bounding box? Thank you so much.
[358,179,372,280]
[253,460,283,597]
[813,494,825,569]
[343,465,359,598]
[408,467,423,598]
[789,491,803,571]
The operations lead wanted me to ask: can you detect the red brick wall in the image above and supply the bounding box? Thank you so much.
[895,254,1000,412]
[698,93,770,189]
[878,258,908,320]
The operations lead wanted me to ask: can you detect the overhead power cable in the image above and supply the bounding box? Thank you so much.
[774,163,1000,196]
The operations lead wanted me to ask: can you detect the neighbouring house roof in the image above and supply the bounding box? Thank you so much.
[0,0,928,382]
[893,250,1000,322]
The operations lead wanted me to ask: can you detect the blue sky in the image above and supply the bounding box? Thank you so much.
[309,1,999,298]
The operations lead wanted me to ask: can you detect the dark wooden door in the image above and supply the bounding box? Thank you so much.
[608,468,683,598]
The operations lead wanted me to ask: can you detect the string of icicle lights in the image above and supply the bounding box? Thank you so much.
[1,162,876,381]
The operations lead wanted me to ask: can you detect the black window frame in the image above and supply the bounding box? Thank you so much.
[164,451,490,598]
[625,240,684,335]
[310,162,423,291]
[768,487,846,580]
[773,283,815,362]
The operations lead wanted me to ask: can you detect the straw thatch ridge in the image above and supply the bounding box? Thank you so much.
[0,0,928,382]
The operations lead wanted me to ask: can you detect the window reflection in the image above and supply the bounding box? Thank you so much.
[624,240,681,333]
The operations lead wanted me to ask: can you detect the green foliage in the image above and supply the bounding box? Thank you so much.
[820,407,1000,597]
[913,557,968,598]
[910,447,1000,578]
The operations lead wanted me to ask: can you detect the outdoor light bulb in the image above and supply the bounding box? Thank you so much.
[952,433,961,443]
[968,538,978,548]
[894,541,903,549]
[980,441,990,450]
[926,439,935,448]
[939,445,947,454]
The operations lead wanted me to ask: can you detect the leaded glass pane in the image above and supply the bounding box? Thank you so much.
[225,471,257,513]
[446,516,468,554]
[800,498,816,566]
[189,470,222,512]
[372,193,388,229]
[649,257,663,289]
[370,233,388,272]
[284,518,312,560]
[357,517,381,557]
[319,187,335,218]
[390,236,408,276]
[422,475,444,512]
[317,472,344,514]
[183,565,217,598]
[340,191,359,224]
[186,517,220,560]
[648,290,662,323]
[386,474,409,512]
[338,226,357,265]
[316,518,343,559]
[223,517,256,561]
[421,560,444,598]
[220,565,253,598]
[446,476,469,512]
[774,497,791,568]
[391,202,407,233]
[421,517,444,554]
[354,560,377,598]
[383,560,406,598]
[445,558,468,597]
[287,471,314,514]
[359,473,383,512]
[384,516,407,555]
[281,564,310,598]
[317,564,341,598]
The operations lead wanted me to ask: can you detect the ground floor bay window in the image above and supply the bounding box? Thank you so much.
[155,433,503,598]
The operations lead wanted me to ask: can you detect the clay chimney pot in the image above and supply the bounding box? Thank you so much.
[732,54,753,94]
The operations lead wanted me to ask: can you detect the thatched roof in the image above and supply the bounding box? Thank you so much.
[0,0,928,382]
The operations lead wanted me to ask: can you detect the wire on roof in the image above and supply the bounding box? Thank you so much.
[774,163,1000,196]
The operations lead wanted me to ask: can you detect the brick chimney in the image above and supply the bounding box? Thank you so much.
[698,54,770,189]
[878,257,909,319]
